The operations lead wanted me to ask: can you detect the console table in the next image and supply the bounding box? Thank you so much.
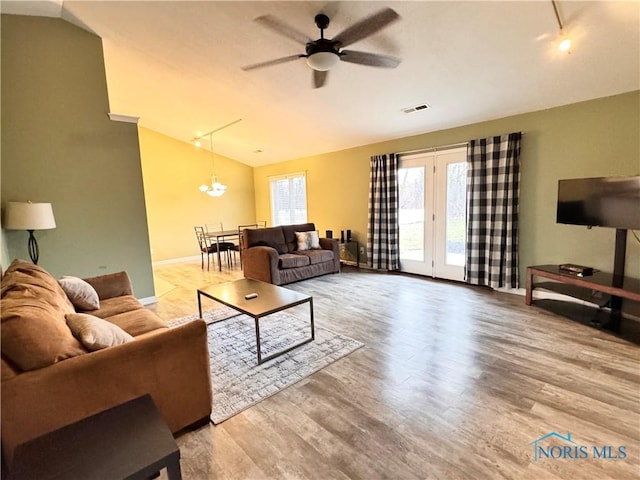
[525,265,640,332]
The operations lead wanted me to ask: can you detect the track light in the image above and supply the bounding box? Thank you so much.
[551,0,572,53]
[558,36,572,53]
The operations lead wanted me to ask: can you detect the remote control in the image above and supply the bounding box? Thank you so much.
[244,293,258,300]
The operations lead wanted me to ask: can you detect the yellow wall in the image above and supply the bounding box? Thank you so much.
[254,91,640,283]
[138,127,256,262]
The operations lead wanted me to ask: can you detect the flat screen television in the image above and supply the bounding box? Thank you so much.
[557,176,640,229]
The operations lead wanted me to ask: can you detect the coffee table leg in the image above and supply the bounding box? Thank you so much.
[256,297,315,365]
[309,297,315,340]
[254,316,262,364]
[197,291,203,317]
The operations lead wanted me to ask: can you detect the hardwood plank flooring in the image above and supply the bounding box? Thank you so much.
[150,261,639,479]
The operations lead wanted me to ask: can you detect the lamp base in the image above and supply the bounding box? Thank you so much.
[27,230,40,265]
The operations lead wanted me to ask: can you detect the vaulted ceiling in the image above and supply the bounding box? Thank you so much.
[2,1,639,166]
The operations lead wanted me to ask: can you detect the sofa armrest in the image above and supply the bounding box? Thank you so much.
[1,320,212,468]
[319,238,341,273]
[319,237,338,253]
[243,246,281,285]
[83,271,134,300]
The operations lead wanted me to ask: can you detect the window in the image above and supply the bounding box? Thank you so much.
[269,172,308,226]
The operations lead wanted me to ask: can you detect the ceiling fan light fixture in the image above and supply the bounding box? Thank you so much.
[306,51,340,71]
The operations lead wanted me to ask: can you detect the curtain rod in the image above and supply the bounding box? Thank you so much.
[397,132,525,157]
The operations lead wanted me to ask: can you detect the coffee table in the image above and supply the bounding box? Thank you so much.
[197,278,314,364]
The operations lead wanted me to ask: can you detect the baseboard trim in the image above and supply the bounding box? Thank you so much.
[138,296,157,306]
[153,255,200,266]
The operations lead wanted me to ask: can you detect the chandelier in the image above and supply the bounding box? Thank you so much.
[198,132,227,197]
[193,119,242,198]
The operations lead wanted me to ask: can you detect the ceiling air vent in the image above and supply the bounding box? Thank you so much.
[402,103,431,114]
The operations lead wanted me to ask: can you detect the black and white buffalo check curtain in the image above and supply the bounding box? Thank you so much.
[367,153,400,271]
[465,132,522,289]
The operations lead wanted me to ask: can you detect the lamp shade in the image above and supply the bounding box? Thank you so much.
[3,202,56,230]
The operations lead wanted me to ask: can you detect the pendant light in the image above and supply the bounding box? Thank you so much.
[192,119,242,197]
[198,132,227,197]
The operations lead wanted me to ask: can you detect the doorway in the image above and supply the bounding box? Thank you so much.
[398,147,467,282]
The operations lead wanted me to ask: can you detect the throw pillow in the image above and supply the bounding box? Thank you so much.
[58,276,100,311]
[295,231,321,251]
[65,313,134,351]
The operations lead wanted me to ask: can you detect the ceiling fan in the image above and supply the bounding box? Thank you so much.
[242,8,401,88]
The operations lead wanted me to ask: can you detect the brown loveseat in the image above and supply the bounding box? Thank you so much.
[242,222,340,285]
[0,260,212,470]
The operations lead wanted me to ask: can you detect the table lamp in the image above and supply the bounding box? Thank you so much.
[3,201,56,264]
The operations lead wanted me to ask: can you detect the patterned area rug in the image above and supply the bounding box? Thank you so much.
[168,308,364,424]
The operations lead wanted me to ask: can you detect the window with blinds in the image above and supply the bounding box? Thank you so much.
[269,172,308,226]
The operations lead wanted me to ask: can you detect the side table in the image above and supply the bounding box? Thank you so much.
[339,240,360,268]
[8,394,181,480]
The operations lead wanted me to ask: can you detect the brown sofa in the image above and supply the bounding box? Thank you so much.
[0,260,212,470]
[241,222,340,285]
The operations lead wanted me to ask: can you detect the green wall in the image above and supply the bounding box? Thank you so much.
[1,15,155,299]
[254,91,640,285]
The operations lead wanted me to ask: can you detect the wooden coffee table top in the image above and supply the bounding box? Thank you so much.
[198,278,311,318]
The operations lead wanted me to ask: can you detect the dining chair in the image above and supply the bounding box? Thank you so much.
[205,222,223,234]
[204,223,236,268]
[195,226,233,271]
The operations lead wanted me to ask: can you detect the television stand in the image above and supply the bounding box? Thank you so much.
[526,265,640,333]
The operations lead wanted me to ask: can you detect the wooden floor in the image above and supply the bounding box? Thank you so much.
[150,260,639,480]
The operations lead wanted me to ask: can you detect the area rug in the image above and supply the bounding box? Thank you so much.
[168,309,364,424]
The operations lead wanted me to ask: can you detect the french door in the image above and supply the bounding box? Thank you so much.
[398,147,467,281]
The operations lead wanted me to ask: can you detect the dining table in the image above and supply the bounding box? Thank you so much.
[204,229,239,271]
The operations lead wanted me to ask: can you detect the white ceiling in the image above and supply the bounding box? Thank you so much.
[2,1,639,166]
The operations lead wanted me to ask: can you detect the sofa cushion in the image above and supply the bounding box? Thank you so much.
[1,357,19,380]
[245,226,287,254]
[295,249,335,265]
[1,260,86,371]
[105,309,168,337]
[282,223,315,253]
[58,276,100,311]
[66,313,135,351]
[278,253,311,269]
[89,295,144,319]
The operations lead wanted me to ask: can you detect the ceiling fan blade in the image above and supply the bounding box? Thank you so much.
[255,15,311,46]
[242,54,305,71]
[313,70,328,88]
[332,8,400,48]
[340,50,401,68]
